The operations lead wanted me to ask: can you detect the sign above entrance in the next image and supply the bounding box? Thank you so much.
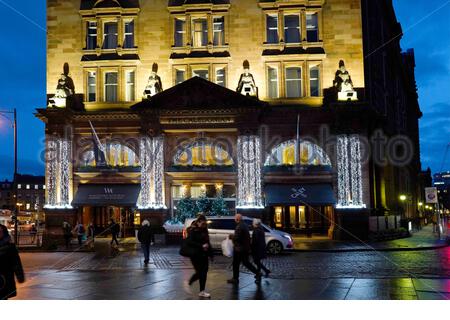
[265,184,336,206]
[72,184,141,207]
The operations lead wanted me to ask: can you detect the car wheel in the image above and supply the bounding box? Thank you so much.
[267,240,283,255]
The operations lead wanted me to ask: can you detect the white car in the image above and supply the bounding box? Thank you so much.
[183,216,293,255]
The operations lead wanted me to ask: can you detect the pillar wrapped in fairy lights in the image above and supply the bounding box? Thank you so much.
[236,135,263,209]
[139,135,166,209]
[336,134,365,208]
[45,136,72,209]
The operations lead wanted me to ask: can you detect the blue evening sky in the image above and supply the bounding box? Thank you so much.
[0,0,449,181]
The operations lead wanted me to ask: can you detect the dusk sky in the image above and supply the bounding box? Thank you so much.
[0,0,449,180]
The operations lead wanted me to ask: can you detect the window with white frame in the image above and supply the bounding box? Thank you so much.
[266,15,279,44]
[309,65,320,97]
[306,13,319,42]
[192,18,208,47]
[103,22,118,49]
[215,67,226,87]
[174,18,186,47]
[213,17,225,46]
[175,68,186,85]
[125,71,135,101]
[87,71,96,102]
[267,66,279,98]
[104,72,118,102]
[26,184,30,190]
[123,20,135,48]
[192,68,209,80]
[284,14,301,43]
[86,21,97,49]
[285,67,302,98]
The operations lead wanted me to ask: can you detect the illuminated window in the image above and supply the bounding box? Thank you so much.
[42,185,46,190]
[289,206,296,226]
[103,22,118,49]
[87,71,96,102]
[213,17,225,46]
[175,69,186,84]
[26,203,30,210]
[192,68,209,80]
[285,67,302,98]
[266,15,279,43]
[17,184,22,189]
[86,21,97,49]
[174,143,233,167]
[125,71,135,101]
[274,207,283,228]
[174,18,186,47]
[265,140,331,166]
[284,15,301,43]
[26,185,30,190]
[82,144,139,167]
[104,72,118,102]
[309,65,320,97]
[215,68,226,87]
[267,66,279,98]
[306,13,319,42]
[123,20,135,48]
[192,18,208,47]
[35,185,38,190]
[298,206,306,228]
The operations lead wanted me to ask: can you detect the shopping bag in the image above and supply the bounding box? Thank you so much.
[221,238,233,257]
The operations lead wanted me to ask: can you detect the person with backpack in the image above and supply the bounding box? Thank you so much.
[137,220,153,266]
[185,214,213,298]
[109,218,120,247]
[74,221,85,246]
[0,224,25,300]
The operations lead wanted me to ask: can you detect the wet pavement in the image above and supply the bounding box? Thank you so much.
[12,238,450,300]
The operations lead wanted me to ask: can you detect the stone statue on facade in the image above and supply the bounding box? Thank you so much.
[237,60,258,97]
[48,63,75,108]
[333,60,358,101]
[143,63,163,99]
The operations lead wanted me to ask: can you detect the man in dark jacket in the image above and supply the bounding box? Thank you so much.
[109,218,120,247]
[251,219,271,277]
[227,214,261,285]
[137,220,153,265]
[0,224,25,300]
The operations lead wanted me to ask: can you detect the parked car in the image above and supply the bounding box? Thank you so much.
[183,216,293,255]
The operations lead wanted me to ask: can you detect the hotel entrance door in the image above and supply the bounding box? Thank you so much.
[82,206,136,237]
[272,205,334,236]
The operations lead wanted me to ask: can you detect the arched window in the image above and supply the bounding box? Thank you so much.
[174,141,234,166]
[82,143,139,167]
[264,140,331,166]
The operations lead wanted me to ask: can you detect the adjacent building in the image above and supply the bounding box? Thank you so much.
[0,180,13,210]
[433,172,450,211]
[36,0,423,239]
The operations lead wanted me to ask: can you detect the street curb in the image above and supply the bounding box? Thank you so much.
[291,243,449,253]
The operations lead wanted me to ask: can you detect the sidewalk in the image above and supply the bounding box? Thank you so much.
[293,225,449,252]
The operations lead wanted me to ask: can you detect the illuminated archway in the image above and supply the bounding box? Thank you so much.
[173,140,234,166]
[82,143,139,167]
[264,140,331,166]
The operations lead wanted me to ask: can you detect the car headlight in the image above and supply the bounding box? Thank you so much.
[282,234,292,241]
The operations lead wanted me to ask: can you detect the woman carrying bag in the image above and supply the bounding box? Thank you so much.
[181,215,213,298]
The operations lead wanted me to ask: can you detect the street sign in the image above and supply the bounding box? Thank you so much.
[425,187,438,204]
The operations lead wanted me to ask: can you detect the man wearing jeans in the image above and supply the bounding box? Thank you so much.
[227,214,261,285]
[137,220,153,265]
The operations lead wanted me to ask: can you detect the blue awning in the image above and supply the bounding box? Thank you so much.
[72,184,141,207]
[265,184,336,206]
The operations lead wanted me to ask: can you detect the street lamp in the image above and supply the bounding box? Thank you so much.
[399,195,407,202]
[0,108,18,244]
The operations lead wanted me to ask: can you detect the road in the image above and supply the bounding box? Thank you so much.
[11,242,450,300]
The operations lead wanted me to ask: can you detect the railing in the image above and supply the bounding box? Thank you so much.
[10,230,44,247]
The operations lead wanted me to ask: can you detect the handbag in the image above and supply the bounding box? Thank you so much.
[179,238,196,257]
[221,238,234,258]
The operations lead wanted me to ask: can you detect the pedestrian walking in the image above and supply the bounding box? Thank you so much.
[0,224,25,300]
[29,224,37,244]
[186,214,213,298]
[251,219,271,277]
[137,220,153,266]
[227,214,261,285]
[62,221,72,249]
[74,221,85,246]
[87,222,95,249]
[109,218,120,247]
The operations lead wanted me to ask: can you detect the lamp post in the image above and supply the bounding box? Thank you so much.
[0,108,18,244]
